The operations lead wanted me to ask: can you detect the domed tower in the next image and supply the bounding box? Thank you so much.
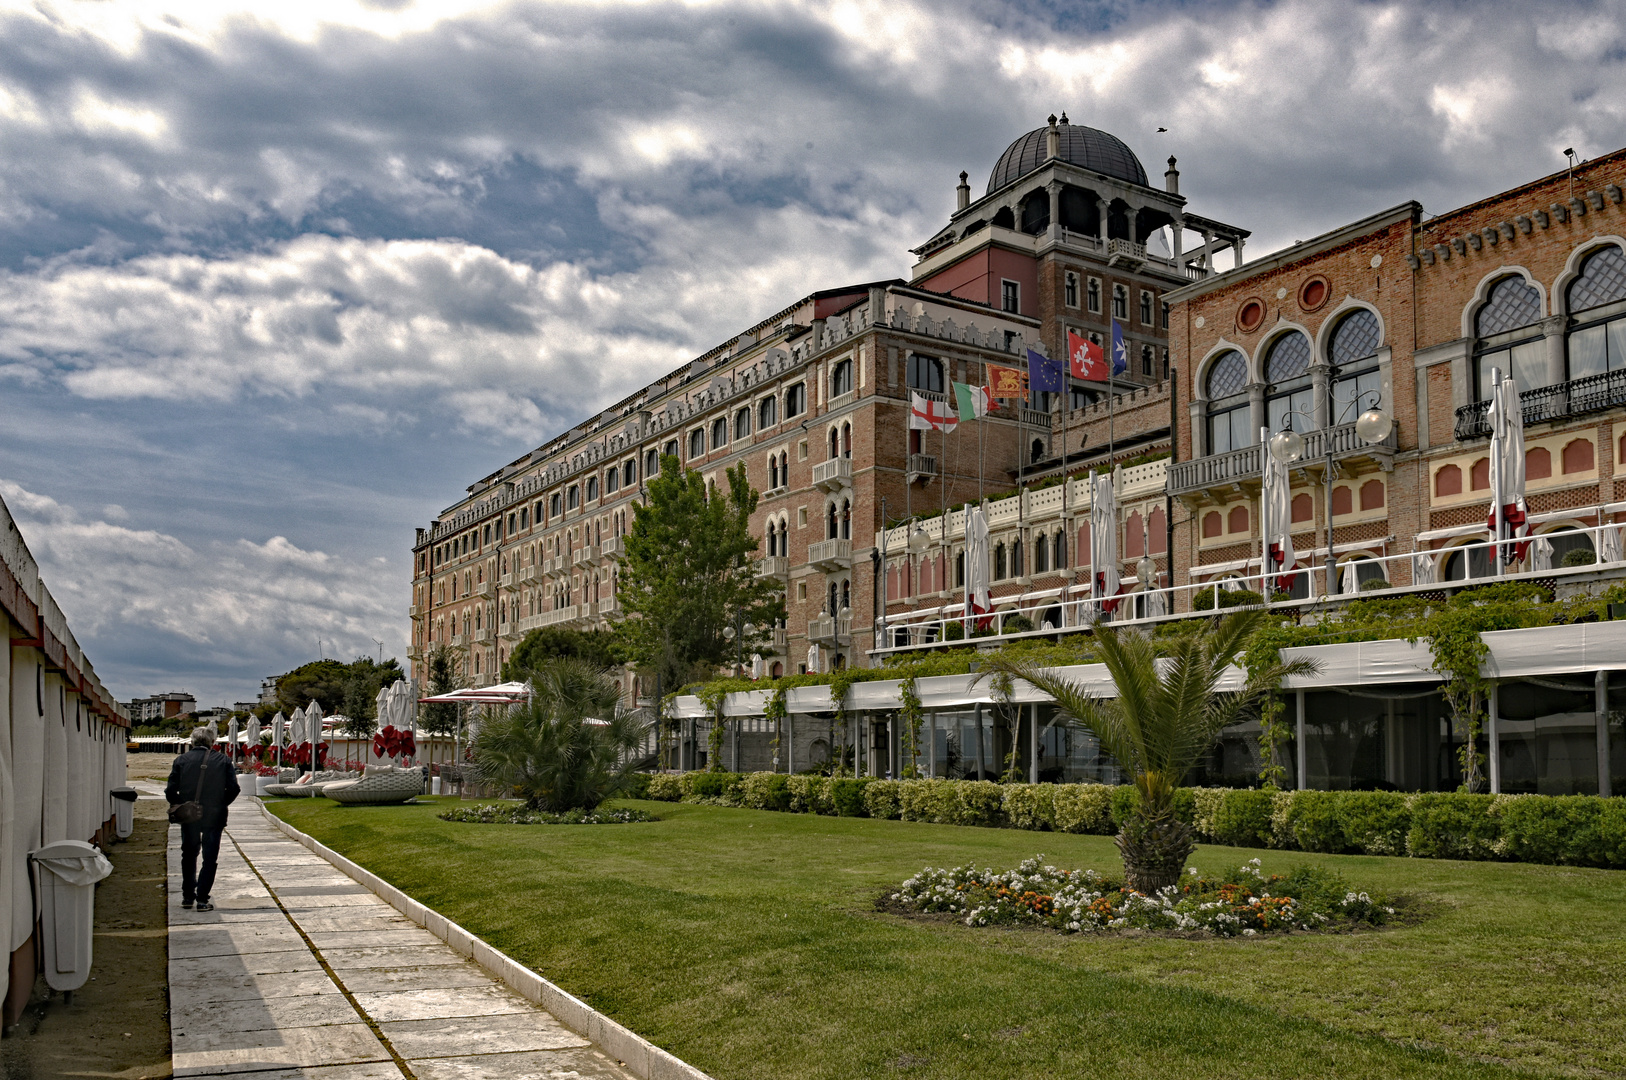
[910,114,1249,389]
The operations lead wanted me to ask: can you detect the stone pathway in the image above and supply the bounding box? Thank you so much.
[143,786,637,1080]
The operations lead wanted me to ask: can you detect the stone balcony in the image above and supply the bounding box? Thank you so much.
[474,629,493,644]
[812,458,852,492]
[474,581,494,598]
[756,556,789,578]
[1454,369,1626,440]
[600,535,625,559]
[572,546,597,567]
[499,572,514,587]
[906,453,938,484]
[807,612,852,646]
[808,539,852,571]
[519,565,538,583]
[1167,421,1397,503]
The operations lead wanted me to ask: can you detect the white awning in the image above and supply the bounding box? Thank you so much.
[1482,620,1626,678]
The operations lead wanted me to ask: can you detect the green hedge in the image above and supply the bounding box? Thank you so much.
[634,773,1626,869]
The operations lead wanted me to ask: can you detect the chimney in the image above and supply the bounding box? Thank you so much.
[955,170,970,211]
[1165,156,1180,195]
[1046,114,1060,160]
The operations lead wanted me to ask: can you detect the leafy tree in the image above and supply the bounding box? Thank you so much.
[419,642,463,737]
[614,456,785,692]
[985,610,1315,894]
[471,658,653,811]
[502,628,622,682]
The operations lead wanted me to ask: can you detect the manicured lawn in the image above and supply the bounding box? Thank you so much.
[268,797,1626,1080]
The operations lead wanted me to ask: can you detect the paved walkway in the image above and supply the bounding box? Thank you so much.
[141,786,636,1080]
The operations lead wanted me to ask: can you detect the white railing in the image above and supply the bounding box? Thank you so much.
[812,458,852,491]
[808,539,852,569]
[757,556,789,577]
[872,516,1626,657]
[499,572,514,587]
[907,453,938,481]
[572,546,597,567]
[474,581,494,598]
[600,535,625,559]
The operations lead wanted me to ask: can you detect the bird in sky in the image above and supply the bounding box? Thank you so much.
[1156,127,1168,132]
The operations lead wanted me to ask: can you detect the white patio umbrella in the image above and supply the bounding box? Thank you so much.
[226,717,239,762]
[1090,468,1121,615]
[1137,554,1166,617]
[964,505,992,631]
[246,715,261,765]
[749,654,763,680]
[1341,559,1360,595]
[306,700,324,743]
[1260,426,1295,597]
[1602,524,1624,563]
[1411,551,1437,586]
[1487,372,1528,569]
[271,710,286,767]
[1531,535,1555,572]
[375,685,391,727]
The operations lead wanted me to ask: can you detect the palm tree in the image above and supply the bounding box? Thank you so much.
[471,658,652,811]
[983,609,1316,893]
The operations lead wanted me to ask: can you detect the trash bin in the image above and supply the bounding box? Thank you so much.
[255,775,276,797]
[431,776,442,796]
[31,841,114,1001]
[110,787,138,840]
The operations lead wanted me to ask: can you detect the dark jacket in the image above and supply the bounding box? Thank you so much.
[165,747,241,829]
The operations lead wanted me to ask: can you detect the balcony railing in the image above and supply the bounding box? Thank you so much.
[600,535,625,559]
[1168,420,1398,497]
[1455,369,1626,440]
[519,565,537,583]
[771,627,787,652]
[812,458,852,492]
[808,539,852,570]
[756,556,789,577]
[572,546,597,567]
[499,572,514,587]
[807,613,853,645]
[474,629,492,644]
[474,581,494,598]
[1106,237,1146,268]
[907,453,938,483]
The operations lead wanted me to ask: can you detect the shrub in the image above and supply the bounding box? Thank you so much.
[863,779,903,820]
[831,777,873,817]
[1279,790,1351,853]
[1190,788,1231,840]
[1210,789,1276,848]
[1192,587,1263,611]
[689,771,740,800]
[786,774,833,815]
[1407,793,1499,860]
[1109,785,1140,829]
[953,780,1007,827]
[1050,784,1114,834]
[1337,791,1413,855]
[1561,548,1597,567]
[943,621,965,641]
[1360,577,1389,591]
[741,772,792,812]
[621,772,652,800]
[1002,784,1056,831]
[1001,614,1034,634]
[645,774,683,801]
[898,778,956,823]
[1492,794,1626,868]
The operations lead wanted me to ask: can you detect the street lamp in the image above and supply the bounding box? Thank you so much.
[1268,386,1391,596]
[722,615,753,676]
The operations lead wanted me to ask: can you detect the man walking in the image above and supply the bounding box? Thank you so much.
[165,726,240,912]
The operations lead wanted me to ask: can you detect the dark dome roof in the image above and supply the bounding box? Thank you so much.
[987,123,1148,193]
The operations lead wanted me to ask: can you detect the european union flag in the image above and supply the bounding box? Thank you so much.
[1111,319,1128,377]
[1026,347,1063,393]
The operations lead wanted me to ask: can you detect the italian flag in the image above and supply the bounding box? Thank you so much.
[953,382,991,422]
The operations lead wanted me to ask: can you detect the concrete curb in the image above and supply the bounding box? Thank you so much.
[252,799,713,1080]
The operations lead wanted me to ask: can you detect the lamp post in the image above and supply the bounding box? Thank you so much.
[1268,386,1392,596]
[721,614,753,677]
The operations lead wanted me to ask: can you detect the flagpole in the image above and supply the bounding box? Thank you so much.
[1492,368,1504,578]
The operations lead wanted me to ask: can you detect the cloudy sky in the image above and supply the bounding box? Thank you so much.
[1,0,1623,707]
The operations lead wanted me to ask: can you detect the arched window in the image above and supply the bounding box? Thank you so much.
[785,384,806,418]
[768,454,781,489]
[1567,246,1626,381]
[1474,276,1545,398]
[567,485,580,510]
[831,358,853,397]
[827,502,838,539]
[829,428,840,459]
[712,417,728,449]
[1052,530,1066,569]
[1204,350,1250,455]
[1329,309,1383,424]
[644,450,658,478]
[586,476,599,501]
[1544,525,1596,565]
[840,499,851,540]
[624,461,635,488]
[841,422,852,458]
[689,429,705,459]
[663,439,678,458]
[605,469,618,494]
[907,354,944,393]
[759,395,777,428]
[735,407,752,440]
[1441,542,1492,582]
[1264,331,1313,435]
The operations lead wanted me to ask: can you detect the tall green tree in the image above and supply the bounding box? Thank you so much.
[502,628,622,682]
[614,456,784,691]
[420,642,463,737]
[984,610,1316,894]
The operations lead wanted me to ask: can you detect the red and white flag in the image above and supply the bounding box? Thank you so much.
[1068,330,1108,382]
[909,392,958,432]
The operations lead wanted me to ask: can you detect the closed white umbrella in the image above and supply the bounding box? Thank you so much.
[1487,372,1528,569]
[226,717,239,763]
[964,505,992,631]
[246,715,261,764]
[1137,554,1166,617]
[749,654,763,680]
[1411,551,1437,586]
[376,685,390,728]
[1090,468,1121,616]
[1261,427,1295,597]
[1531,535,1555,572]
[271,711,286,750]
[1602,525,1623,563]
[306,700,324,742]
[1341,560,1360,595]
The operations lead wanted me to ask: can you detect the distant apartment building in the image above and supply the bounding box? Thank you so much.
[127,692,196,724]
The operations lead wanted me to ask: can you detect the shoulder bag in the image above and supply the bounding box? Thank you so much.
[168,751,209,825]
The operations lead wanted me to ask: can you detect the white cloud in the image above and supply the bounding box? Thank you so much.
[0,478,405,703]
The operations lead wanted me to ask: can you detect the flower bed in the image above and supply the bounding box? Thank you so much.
[436,803,656,825]
[638,772,1626,869]
[887,856,1394,937]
